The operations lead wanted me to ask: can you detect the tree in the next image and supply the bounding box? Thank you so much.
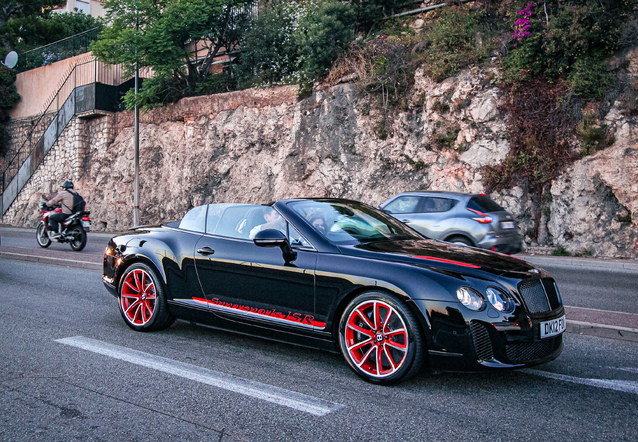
[0,0,57,54]
[235,0,356,92]
[91,0,253,109]
[0,65,20,156]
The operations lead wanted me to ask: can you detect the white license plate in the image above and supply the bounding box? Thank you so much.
[82,221,91,231]
[540,315,566,339]
[501,221,515,229]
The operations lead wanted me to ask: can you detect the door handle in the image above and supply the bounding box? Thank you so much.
[197,247,215,256]
[400,219,412,223]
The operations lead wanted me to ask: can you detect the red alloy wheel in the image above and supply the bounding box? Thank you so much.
[120,269,157,326]
[344,300,409,378]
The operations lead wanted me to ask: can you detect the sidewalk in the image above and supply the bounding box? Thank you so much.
[1,245,102,270]
[2,227,637,343]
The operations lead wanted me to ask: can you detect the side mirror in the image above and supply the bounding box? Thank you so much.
[253,229,288,247]
[253,229,297,262]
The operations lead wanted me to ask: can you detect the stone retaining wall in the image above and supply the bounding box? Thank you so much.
[2,71,637,257]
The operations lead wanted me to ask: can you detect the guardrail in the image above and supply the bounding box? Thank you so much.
[17,27,102,73]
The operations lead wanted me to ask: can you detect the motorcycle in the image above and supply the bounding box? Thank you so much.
[36,202,91,251]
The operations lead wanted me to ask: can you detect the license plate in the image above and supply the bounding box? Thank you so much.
[82,221,91,231]
[540,315,566,339]
[501,221,515,229]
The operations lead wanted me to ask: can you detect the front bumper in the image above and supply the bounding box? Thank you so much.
[413,299,565,371]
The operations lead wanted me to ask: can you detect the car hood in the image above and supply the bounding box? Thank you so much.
[338,239,538,277]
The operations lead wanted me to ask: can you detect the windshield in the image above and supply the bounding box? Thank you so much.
[289,200,423,245]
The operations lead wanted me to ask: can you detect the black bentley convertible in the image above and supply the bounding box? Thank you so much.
[103,198,565,384]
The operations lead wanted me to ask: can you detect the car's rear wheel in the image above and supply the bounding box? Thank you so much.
[118,263,175,332]
[338,291,425,385]
[448,235,473,247]
[36,224,51,248]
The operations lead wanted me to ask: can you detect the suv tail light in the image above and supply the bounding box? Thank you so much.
[468,208,492,224]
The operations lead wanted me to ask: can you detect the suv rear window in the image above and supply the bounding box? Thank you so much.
[467,195,504,213]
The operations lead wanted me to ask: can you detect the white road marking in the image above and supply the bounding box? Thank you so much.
[523,369,638,395]
[56,336,344,416]
[610,367,638,374]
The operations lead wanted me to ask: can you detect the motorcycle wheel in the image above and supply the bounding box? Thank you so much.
[36,224,51,248]
[68,225,87,251]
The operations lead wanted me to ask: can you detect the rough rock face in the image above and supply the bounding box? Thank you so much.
[81,67,524,233]
[4,66,637,257]
[549,144,638,257]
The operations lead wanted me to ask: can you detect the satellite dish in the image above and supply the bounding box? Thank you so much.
[2,51,18,69]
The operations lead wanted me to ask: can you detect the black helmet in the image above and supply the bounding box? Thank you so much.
[61,180,74,189]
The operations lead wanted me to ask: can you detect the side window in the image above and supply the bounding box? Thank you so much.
[179,205,207,232]
[287,223,313,249]
[421,198,437,213]
[214,206,260,239]
[422,197,458,213]
[384,196,421,214]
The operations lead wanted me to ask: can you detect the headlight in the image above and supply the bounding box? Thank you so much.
[456,287,484,311]
[486,287,515,313]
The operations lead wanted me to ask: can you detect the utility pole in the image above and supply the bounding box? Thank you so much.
[133,65,140,226]
[133,0,140,227]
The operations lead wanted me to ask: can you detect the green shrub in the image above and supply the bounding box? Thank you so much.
[575,250,593,257]
[297,0,356,82]
[552,246,570,256]
[236,0,356,91]
[578,109,614,156]
[502,0,631,99]
[234,1,302,88]
[418,5,490,82]
[434,125,461,150]
[0,66,20,157]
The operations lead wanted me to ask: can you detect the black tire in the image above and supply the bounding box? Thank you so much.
[118,263,175,332]
[338,291,425,385]
[36,224,51,248]
[68,225,87,251]
[447,235,473,247]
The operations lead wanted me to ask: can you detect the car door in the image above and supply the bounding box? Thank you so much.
[384,195,446,239]
[412,197,459,240]
[193,206,319,330]
[382,195,426,231]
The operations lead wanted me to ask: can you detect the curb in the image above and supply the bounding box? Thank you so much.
[566,320,638,344]
[519,254,638,273]
[0,252,102,271]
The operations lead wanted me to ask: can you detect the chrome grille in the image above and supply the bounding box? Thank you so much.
[470,321,494,361]
[518,279,551,313]
[505,336,562,362]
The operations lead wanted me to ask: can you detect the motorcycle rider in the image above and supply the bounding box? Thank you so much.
[43,180,77,238]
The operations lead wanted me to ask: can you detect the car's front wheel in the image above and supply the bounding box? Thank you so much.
[338,291,425,385]
[118,263,175,332]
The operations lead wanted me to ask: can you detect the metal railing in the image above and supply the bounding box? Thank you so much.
[17,27,103,73]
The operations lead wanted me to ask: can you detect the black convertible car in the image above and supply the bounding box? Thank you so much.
[103,198,565,384]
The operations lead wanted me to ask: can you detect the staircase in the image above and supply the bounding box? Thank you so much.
[1,57,142,216]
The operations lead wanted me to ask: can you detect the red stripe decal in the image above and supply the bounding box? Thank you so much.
[192,297,326,328]
[413,255,481,269]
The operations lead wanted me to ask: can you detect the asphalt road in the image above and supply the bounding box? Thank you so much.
[0,259,637,441]
[2,226,637,342]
